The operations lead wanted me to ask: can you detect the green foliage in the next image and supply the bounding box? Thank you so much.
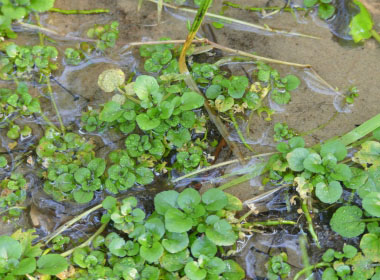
[303,0,335,20]
[52,235,70,251]
[0,230,68,278]
[266,252,291,279]
[273,122,295,142]
[349,0,374,43]
[0,43,58,79]
[86,21,119,51]
[36,128,105,203]
[320,226,380,279]
[0,172,27,220]
[69,190,245,279]
[0,0,55,39]
[64,47,84,66]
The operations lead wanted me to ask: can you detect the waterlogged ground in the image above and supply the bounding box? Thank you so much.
[1,0,380,279]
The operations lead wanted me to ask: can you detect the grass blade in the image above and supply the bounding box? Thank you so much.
[157,0,163,23]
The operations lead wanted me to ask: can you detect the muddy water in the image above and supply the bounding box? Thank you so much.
[1,0,380,279]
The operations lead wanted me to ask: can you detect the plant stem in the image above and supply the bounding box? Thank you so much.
[0,206,26,215]
[223,1,306,13]
[34,13,45,45]
[49,8,109,14]
[146,0,319,39]
[339,113,380,146]
[371,29,380,44]
[60,222,108,257]
[46,78,65,133]
[294,262,331,280]
[218,162,267,190]
[43,204,103,244]
[301,199,321,248]
[40,112,60,132]
[361,218,380,222]
[172,152,276,183]
[249,219,296,226]
[229,110,254,152]
[300,111,339,137]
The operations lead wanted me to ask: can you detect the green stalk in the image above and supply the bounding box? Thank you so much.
[49,8,109,14]
[371,29,380,44]
[0,206,26,215]
[294,262,331,280]
[218,162,267,190]
[301,200,320,248]
[46,78,65,133]
[43,204,103,244]
[339,113,380,146]
[299,234,313,279]
[249,219,296,226]
[229,110,254,152]
[40,112,60,132]
[223,1,306,12]
[60,222,108,257]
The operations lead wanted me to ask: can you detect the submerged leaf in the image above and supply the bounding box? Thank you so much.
[349,0,374,42]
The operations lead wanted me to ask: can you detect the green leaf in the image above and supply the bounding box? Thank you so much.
[223,260,245,280]
[74,167,91,184]
[206,219,237,246]
[109,237,127,257]
[304,0,318,8]
[140,241,164,263]
[354,141,380,168]
[202,188,228,211]
[0,236,22,260]
[215,95,234,112]
[102,196,117,210]
[136,113,161,131]
[0,156,8,168]
[141,265,160,280]
[135,166,154,185]
[331,164,352,181]
[154,190,179,215]
[165,208,193,233]
[315,181,342,204]
[185,261,207,280]
[134,75,159,101]
[349,0,374,43]
[322,248,335,262]
[362,192,380,217]
[303,153,324,173]
[37,254,69,275]
[228,76,249,98]
[160,249,190,272]
[98,69,125,92]
[225,193,243,211]
[180,91,204,111]
[99,101,122,122]
[358,166,380,199]
[321,140,347,161]
[30,0,55,12]
[344,167,368,189]
[206,85,222,99]
[318,3,335,20]
[162,232,189,253]
[55,173,75,192]
[271,89,291,105]
[191,236,217,258]
[360,233,380,262]
[289,136,305,149]
[177,188,201,210]
[12,257,36,275]
[145,218,165,239]
[330,206,365,238]
[88,158,106,177]
[286,148,309,172]
[284,75,300,91]
[205,257,226,275]
[167,128,191,148]
[73,190,94,204]
[343,244,357,258]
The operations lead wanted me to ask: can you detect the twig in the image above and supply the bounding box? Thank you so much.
[229,110,254,152]
[49,8,109,14]
[301,199,321,248]
[294,262,330,280]
[172,152,276,183]
[43,204,103,244]
[146,0,319,39]
[60,222,108,257]
[46,76,65,133]
[223,1,306,13]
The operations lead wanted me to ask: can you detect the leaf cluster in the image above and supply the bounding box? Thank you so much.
[0,0,55,39]
[0,229,68,278]
[0,172,27,220]
[69,189,245,279]
[303,0,335,20]
[266,252,291,280]
[320,227,380,279]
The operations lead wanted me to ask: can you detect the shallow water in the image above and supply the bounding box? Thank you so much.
[1,0,380,278]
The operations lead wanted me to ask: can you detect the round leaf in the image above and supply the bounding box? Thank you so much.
[362,192,380,217]
[177,188,201,211]
[330,206,365,238]
[286,148,309,171]
[154,190,179,215]
[0,236,22,260]
[98,69,125,92]
[201,188,228,211]
[37,254,69,275]
[315,181,342,204]
[162,232,189,253]
[180,91,204,111]
[165,208,193,233]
